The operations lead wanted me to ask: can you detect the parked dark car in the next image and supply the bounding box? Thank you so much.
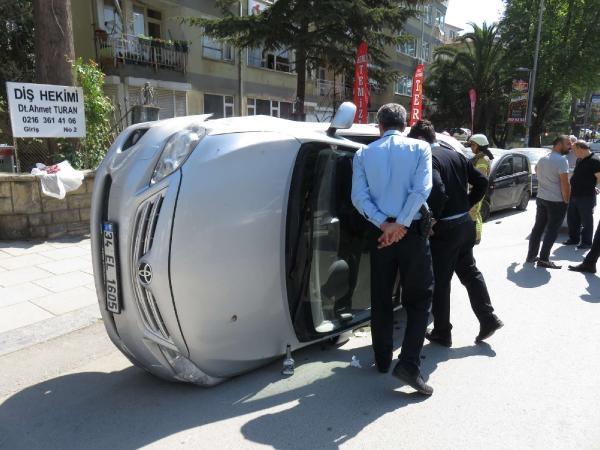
[480,149,532,221]
[511,147,550,195]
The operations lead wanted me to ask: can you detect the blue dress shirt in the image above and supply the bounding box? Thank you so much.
[351,130,433,228]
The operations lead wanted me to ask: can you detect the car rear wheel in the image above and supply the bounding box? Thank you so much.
[517,190,530,211]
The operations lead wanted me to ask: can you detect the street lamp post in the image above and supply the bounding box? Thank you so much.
[525,0,545,146]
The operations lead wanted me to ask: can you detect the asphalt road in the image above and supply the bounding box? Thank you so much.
[1,201,600,449]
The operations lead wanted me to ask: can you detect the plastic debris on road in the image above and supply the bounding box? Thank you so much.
[31,161,84,199]
[350,355,362,368]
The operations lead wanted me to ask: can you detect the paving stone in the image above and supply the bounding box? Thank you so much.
[36,257,92,275]
[0,253,53,270]
[0,267,51,287]
[39,246,90,261]
[30,286,98,315]
[0,282,51,307]
[33,271,94,293]
[0,301,54,333]
[0,241,54,256]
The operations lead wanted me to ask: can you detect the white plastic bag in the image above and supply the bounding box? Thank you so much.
[31,161,84,199]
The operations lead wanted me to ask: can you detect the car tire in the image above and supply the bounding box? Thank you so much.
[516,190,530,211]
[481,199,491,223]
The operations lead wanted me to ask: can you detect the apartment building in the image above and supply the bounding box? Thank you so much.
[71,0,448,124]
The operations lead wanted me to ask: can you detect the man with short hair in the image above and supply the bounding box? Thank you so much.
[567,135,578,169]
[408,120,503,347]
[563,141,600,249]
[526,135,571,269]
[352,104,434,395]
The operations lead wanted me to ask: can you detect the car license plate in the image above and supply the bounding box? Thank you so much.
[102,222,121,314]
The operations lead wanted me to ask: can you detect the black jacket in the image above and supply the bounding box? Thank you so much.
[428,142,488,220]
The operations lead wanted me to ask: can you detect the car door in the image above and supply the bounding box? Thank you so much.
[490,155,515,210]
[511,155,531,204]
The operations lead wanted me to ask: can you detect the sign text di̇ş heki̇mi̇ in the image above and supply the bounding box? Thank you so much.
[6,82,86,138]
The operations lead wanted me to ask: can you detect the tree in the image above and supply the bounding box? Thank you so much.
[32,0,74,86]
[185,0,422,120]
[501,0,600,146]
[426,23,509,144]
[0,0,35,141]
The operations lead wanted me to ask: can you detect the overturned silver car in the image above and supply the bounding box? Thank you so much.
[91,104,464,385]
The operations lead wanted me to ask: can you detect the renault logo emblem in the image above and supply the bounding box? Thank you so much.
[138,262,153,286]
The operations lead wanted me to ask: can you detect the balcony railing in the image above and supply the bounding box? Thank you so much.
[95,33,188,74]
[314,79,347,97]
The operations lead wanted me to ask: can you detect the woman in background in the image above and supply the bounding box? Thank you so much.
[468,134,494,243]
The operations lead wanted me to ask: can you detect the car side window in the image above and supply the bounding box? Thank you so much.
[513,156,525,173]
[496,156,513,178]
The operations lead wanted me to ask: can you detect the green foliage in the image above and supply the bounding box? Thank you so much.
[184,0,423,116]
[500,0,600,143]
[0,0,35,142]
[426,23,509,144]
[61,58,114,169]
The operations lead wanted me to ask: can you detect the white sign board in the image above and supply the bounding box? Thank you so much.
[6,82,86,138]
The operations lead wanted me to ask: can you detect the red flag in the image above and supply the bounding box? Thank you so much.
[353,42,369,124]
[409,64,425,126]
[469,88,477,132]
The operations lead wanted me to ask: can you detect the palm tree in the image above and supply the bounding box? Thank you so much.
[428,23,508,144]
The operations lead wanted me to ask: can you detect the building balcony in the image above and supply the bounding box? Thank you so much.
[95,32,188,74]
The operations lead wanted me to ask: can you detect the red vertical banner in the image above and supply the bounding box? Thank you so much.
[353,42,369,124]
[409,64,425,126]
[469,88,477,132]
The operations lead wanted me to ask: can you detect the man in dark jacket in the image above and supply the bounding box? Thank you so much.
[408,120,503,347]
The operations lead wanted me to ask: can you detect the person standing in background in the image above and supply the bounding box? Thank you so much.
[352,104,434,395]
[467,134,494,244]
[563,141,600,249]
[526,136,571,269]
[567,135,579,170]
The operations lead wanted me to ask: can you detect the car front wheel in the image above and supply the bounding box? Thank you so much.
[516,190,531,211]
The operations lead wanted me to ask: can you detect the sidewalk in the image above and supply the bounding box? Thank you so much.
[0,236,101,356]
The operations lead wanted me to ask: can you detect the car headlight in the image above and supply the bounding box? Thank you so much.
[151,126,206,184]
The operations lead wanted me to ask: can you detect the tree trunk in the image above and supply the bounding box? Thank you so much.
[33,0,75,159]
[529,91,553,147]
[33,0,74,85]
[293,51,307,121]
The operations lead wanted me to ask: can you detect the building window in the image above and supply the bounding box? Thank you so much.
[247,47,292,72]
[422,42,431,61]
[424,5,433,24]
[131,5,162,38]
[395,75,413,96]
[202,35,233,61]
[397,34,417,57]
[247,98,293,118]
[436,9,445,28]
[204,94,234,119]
[103,0,123,35]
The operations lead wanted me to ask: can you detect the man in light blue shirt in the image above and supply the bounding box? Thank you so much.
[351,103,434,396]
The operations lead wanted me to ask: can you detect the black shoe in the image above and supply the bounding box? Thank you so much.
[476,317,504,343]
[568,262,597,274]
[562,239,578,245]
[577,243,592,250]
[392,362,433,396]
[537,260,562,269]
[425,329,452,347]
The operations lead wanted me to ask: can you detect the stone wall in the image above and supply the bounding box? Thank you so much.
[0,171,95,240]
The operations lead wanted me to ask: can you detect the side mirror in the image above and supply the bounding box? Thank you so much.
[327,102,357,137]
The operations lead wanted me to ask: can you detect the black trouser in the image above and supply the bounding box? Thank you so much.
[567,196,596,245]
[369,223,433,371]
[584,221,600,266]
[430,217,495,335]
[527,198,568,261]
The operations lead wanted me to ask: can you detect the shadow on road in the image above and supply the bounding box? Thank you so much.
[421,342,496,380]
[552,244,587,262]
[0,311,435,450]
[506,262,551,288]
[580,273,600,303]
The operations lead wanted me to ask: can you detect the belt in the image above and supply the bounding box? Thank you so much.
[434,213,471,232]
